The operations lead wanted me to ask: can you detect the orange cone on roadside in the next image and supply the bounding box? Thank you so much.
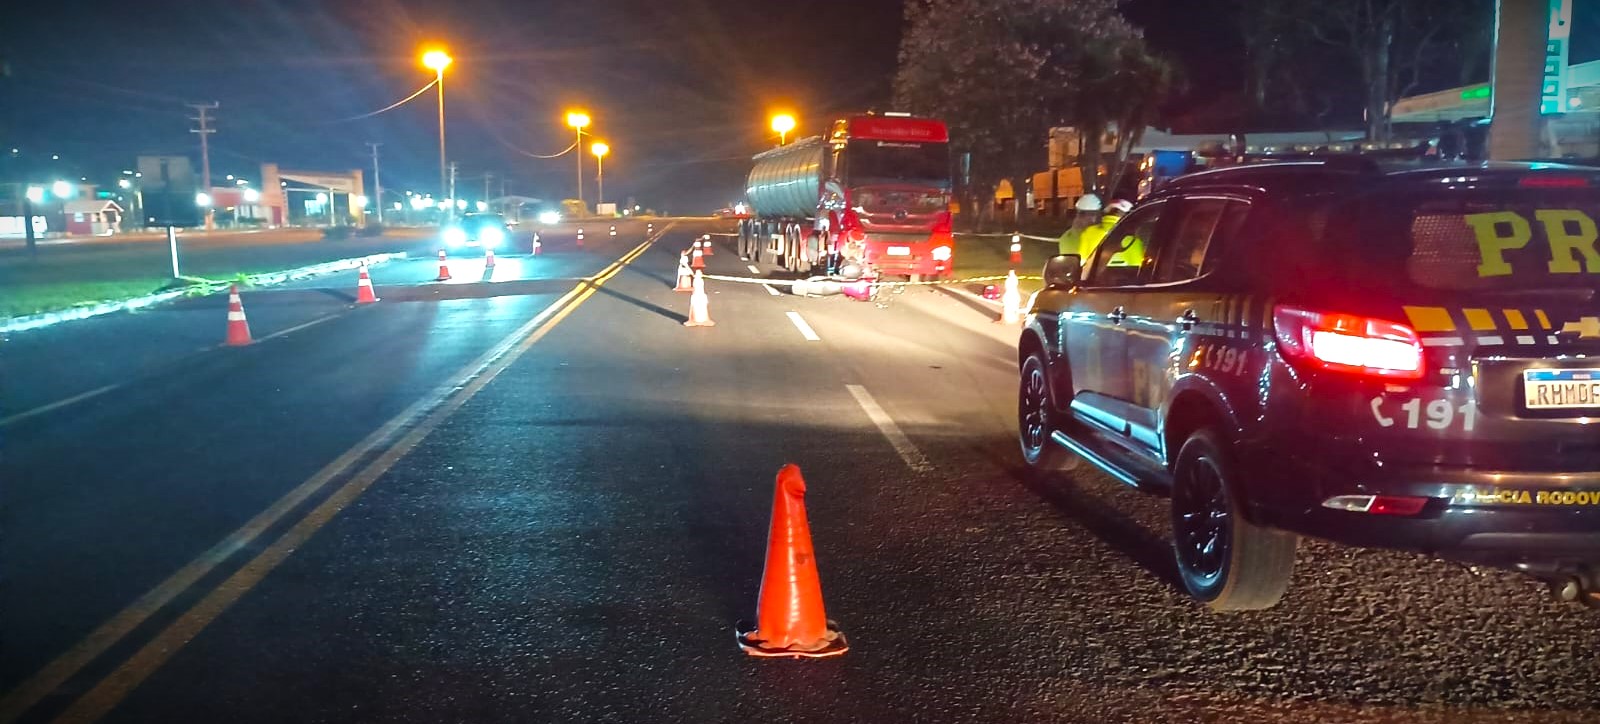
[532,233,542,256]
[674,252,695,292]
[700,233,714,256]
[355,263,379,304]
[435,249,452,281]
[609,225,617,237]
[577,228,585,247]
[736,464,847,658]
[691,244,706,271]
[224,284,253,346]
[998,269,1023,325]
[684,271,715,327]
[485,248,497,269]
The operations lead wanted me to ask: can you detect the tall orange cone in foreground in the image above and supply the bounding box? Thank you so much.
[998,269,1023,325]
[684,271,715,327]
[736,464,847,658]
[435,249,453,281]
[224,285,253,346]
[355,263,379,304]
[674,252,695,292]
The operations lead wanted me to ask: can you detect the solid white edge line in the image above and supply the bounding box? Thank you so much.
[257,314,339,342]
[785,311,821,341]
[746,264,761,275]
[762,284,782,296]
[845,384,933,474]
[0,384,122,427]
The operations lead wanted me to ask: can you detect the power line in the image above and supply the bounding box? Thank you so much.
[322,77,437,124]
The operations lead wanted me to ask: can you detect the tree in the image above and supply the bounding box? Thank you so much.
[894,0,1144,222]
[1249,0,1493,140]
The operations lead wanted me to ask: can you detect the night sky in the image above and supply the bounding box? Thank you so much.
[0,0,1492,212]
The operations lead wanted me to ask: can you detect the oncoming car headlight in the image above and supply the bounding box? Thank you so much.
[443,227,467,246]
[480,226,506,246]
[537,210,561,225]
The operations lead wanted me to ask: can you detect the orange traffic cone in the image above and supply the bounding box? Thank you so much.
[998,269,1023,325]
[700,233,714,256]
[485,248,497,269]
[355,263,379,304]
[684,271,715,327]
[691,244,706,271]
[674,252,694,292]
[609,225,617,237]
[435,249,452,281]
[735,464,847,658]
[224,284,253,346]
[532,233,542,256]
[576,228,585,247]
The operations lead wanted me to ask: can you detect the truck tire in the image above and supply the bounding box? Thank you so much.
[1170,428,1298,611]
[1018,352,1079,472]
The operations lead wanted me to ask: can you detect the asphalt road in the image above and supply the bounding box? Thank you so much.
[4,218,1600,723]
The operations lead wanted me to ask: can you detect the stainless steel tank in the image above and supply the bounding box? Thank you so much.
[745,136,823,220]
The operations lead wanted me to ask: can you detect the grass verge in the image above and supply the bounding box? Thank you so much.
[952,234,1057,295]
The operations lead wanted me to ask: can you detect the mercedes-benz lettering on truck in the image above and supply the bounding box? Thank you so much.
[738,114,954,279]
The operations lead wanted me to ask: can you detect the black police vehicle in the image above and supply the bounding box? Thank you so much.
[1019,160,1600,611]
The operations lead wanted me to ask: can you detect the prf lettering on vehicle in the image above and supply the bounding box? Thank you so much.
[1469,209,1600,277]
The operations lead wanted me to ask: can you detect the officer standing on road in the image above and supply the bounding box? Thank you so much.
[1078,197,1131,260]
[1057,194,1101,258]
[1099,199,1146,267]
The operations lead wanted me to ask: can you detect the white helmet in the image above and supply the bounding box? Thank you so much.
[1105,199,1133,215]
[1074,194,1103,212]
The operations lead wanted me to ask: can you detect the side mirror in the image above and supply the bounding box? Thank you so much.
[1044,254,1080,288]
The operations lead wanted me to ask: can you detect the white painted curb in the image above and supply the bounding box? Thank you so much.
[0,251,408,335]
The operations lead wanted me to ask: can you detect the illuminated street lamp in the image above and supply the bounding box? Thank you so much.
[591,141,609,206]
[118,179,132,190]
[51,180,74,199]
[243,188,260,203]
[771,114,796,145]
[566,110,591,209]
[25,186,44,204]
[196,192,212,207]
[421,48,453,216]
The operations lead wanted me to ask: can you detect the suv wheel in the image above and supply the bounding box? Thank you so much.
[1170,429,1297,611]
[1018,352,1079,472]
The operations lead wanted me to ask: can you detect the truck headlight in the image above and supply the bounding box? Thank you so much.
[481,226,505,246]
[443,227,466,246]
[537,210,561,225]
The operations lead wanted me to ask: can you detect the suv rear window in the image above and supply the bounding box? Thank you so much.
[1300,185,1600,293]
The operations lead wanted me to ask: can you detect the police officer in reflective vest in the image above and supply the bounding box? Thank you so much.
[1057,194,1102,258]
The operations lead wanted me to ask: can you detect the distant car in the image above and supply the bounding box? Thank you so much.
[1020,160,1600,612]
[442,213,510,253]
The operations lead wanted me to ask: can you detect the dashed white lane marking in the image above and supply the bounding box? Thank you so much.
[786,311,820,341]
[0,384,121,427]
[258,313,339,342]
[746,264,761,275]
[762,284,782,296]
[846,384,933,474]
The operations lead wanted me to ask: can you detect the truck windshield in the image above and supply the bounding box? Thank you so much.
[846,140,949,186]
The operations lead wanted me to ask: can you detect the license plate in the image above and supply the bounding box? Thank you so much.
[1524,369,1600,409]
[886,246,911,256]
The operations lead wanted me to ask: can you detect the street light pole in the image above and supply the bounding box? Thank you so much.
[366,141,383,224]
[566,111,591,212]
[422,49,453,220]
[591,141,609,207]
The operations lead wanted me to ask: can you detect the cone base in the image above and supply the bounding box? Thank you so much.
[684,319,716,327]
[436,274,452,282]
[357,297,379,305]
[735,620,848,659]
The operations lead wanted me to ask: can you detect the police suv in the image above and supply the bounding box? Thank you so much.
[1019,160,1600,611]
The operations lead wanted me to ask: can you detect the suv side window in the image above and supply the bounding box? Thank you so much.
[1149,198,1249,284]
[1083,202,1164,287]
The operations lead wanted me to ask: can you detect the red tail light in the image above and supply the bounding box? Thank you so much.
[1519,175,1591,188]
[1273,305,1424,380]
[1323,495,1430,516]
[930,210,953,235]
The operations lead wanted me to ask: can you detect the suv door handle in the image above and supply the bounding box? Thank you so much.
[1107,306,1127,324]
[1177,308,1198,331]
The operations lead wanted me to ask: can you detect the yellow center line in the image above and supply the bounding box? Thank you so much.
[5,228,664,724]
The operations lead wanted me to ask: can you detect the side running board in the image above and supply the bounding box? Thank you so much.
[1050,427,1173,494]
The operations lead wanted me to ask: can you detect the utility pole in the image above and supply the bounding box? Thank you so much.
[484,172,493,207]
[366,141,383,224]
[447,161,458,219]
[187,101,218,230]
